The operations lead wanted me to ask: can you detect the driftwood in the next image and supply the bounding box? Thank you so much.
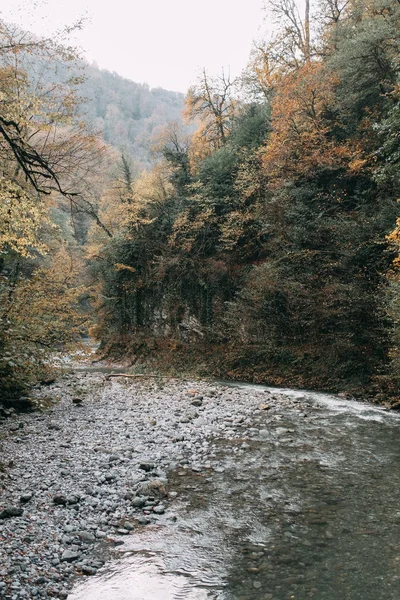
[104,373,174,381]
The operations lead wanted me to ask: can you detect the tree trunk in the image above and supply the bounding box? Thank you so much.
[305,0,311,62]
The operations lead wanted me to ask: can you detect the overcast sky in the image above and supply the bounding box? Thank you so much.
[1,0,266,93]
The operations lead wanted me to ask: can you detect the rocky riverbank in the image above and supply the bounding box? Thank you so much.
[0,370,307,600]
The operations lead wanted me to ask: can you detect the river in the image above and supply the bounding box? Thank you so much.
[68,382,400,600]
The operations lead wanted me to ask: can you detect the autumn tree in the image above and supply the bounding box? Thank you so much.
[0,20,111,240]
[184,69,237,165]
[223,0,400,387]
[0,19,109,401]
[268,0,312,64]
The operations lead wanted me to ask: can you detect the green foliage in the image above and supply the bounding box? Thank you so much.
[329,6,399,129]
[374,94,400,192]
[229,103,271,150]
[199,147,239,201]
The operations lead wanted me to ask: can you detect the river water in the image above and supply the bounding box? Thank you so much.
[68,384,400,600]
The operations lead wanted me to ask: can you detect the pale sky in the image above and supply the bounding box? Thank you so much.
[1,0,266,92]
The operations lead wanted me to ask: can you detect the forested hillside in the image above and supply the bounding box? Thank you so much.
[26,56,185,168]
[78,64,184,167]
[89,0,400,393]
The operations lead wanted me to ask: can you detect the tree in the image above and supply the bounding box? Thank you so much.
[268,0,312,63]
[0,19,109,401]
[0,19,112,241]
[0,246,85,397]
[184,69,237,162]
[244,0,314,102]
[152,121,192,194]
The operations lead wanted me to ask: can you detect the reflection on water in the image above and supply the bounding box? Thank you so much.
[68,386,400,600]
[70,552,212,600]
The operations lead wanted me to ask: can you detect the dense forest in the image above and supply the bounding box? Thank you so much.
[1,0,400,406]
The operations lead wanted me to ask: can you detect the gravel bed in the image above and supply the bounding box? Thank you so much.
[0,372,302,599]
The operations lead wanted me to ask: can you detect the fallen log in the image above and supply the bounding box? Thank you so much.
[104,373,174,381]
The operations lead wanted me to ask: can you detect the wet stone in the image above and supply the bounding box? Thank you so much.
[53,494,67,506]
[61,550,81,563]
[0,507,24,519]
[81,566,97,576]
[19,493,33,504]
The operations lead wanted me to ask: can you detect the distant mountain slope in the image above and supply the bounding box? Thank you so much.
[78,64,185,167]
[18,44,185,168]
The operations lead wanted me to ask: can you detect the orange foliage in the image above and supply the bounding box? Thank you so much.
[261,63,358,185]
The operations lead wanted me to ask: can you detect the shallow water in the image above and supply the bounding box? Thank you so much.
[68,384,400,600]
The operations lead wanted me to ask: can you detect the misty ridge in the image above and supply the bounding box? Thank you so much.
[25,53,186,168]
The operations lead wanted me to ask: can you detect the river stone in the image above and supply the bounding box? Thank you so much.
[139,462,155,472]
[108,454,120,462]
[48,421,61,431]
[20,492,33,503]
[137,480,167,498]
[132,496,146,507]
[61,550,81,562]
[66,495,80,505]
[0,506,24,519]
[78,531,96,543]
[153,505,165,514]
[53,494,67,505]
[325,530,334,539]
[96,530,107,538]
[81,566,97,575]
[191,399,203,407]
[275,427,290,436]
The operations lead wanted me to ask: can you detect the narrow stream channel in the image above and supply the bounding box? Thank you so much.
[68,383,400,600]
